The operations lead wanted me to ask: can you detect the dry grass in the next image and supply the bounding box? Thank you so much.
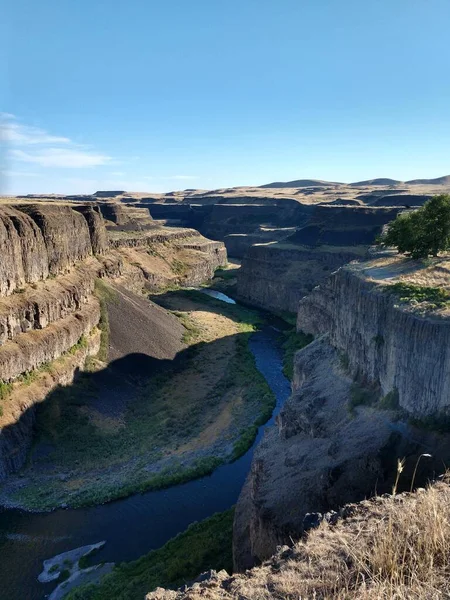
[149,480,450,600]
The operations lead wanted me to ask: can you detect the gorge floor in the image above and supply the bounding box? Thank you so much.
[0,286,275,511]
[0,299,291,600]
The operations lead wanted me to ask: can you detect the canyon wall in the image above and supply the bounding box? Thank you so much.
[233,255,450,571]
[298,260,450,416]
[237,206,402,313]
[0,202,227,481]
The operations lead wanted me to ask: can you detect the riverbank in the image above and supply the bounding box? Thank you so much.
[66,510,234,600]
[0,311,291,600]
[0,288,275,511]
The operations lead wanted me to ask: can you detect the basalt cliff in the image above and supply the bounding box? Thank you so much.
[0,202,226,481]
[233,254,450,571]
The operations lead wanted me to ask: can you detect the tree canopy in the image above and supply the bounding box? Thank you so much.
[378,194,450,259]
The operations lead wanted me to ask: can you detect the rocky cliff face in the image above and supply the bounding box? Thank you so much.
[0,202,226,481]
[18,204,94,275]
[237,206,402,313]
[233,255,450,570]
[298,259,450,416]
[237,243,364,313]
[0,206,50,296]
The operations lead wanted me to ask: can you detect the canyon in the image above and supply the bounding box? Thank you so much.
[1,177,450,600]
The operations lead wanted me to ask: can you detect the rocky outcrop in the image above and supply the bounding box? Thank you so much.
[298,260,450,416]
[0,201,227,483]
[234,254,450,570]
[0,206,50,296]
[0,298,100,382]
[233,331,450,571]
[98,202,154,229]
[0,261,97,345]
[72,205,109,254]
[18,204,93,275]
[0,329,100,480]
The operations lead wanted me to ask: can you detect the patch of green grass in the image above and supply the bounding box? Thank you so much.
[386,282,450,308]
[171,259,188,276]
[281,329,313,380]
[58,569,71,583]
[17,290,274,509]
[172,311,203,345]
[166,289,264,332]
[348,383,377,414]
[49,564,60,574]
[0,379,13,401]
[69,335,88,355]
[94,279,116,362]
[379,388,400,410]
[66,510,234,600]
[409,412,450,434]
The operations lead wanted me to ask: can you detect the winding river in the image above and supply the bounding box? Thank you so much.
[0,291,291,600]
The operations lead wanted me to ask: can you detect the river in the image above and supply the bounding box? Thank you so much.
[0,290,291,600]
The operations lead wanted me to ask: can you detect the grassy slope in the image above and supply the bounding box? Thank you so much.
[9,290,275,509]
[66,510,234,600]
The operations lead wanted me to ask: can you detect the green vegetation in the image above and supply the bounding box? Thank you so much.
[385,282,450,308]
[378,194,450,258]
[349,383,377,413]
[94,279,117,362]
[373,334,385,347]
[339,351,350,372]
[66,510,234,600]
[172,311,202,344]
[0,379,13,401]
[58,569,71,583]
[409,412,450,434]
[171,258,188,276]
[281,328,313,380]
[14,290,274,509]
[379,388,400,410]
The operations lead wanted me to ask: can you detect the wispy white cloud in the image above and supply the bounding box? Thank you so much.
[1,170,40,178]
[3,113,112,169]
[0,115,71,145]
[10,148,112,168]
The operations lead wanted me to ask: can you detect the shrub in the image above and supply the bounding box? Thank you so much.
[349,383,377,412]
[386,282,450,307]
[379,388,400,410]
[378,194,450,258]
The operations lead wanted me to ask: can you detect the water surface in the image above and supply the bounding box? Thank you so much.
[0,292,291,600]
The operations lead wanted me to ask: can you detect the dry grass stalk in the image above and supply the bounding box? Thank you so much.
[149,480,450,600]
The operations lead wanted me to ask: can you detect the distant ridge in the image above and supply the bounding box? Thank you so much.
[350,178,402,187]
[406,175,450,185]
[260,179,342,188]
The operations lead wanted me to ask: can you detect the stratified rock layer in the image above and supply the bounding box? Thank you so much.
[298,261,450,416]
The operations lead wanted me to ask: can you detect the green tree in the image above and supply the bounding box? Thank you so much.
[379,194,450,259]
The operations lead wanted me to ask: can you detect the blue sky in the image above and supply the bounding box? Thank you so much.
[2,0,450,194]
